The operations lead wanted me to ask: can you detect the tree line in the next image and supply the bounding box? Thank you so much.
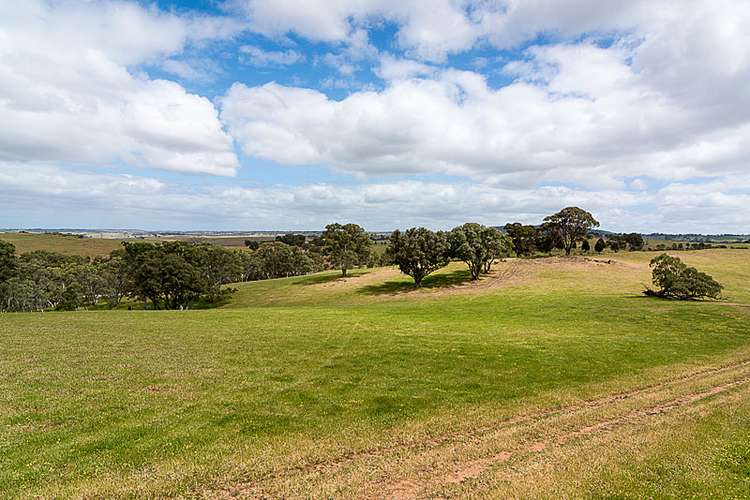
[2,206,691,312]
[0,223,385,312]
[0,241,246,312]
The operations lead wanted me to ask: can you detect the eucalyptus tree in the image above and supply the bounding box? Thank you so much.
[543,207,600,256]
[387,227,450,287]
[321,223,372,277]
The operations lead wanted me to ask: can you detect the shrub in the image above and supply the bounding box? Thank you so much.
[644,253,723,300]
[594,238,606,253]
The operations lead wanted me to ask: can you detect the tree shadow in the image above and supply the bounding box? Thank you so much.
[358,268,473,296]
[299,269,370,286]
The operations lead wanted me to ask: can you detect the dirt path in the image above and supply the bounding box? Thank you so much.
[203,357,750,499]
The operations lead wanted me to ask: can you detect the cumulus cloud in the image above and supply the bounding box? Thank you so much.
[0,0,240,176]
[3,0,750,232]
[229,0,481,61]
[218,62,676,184]
[220,1,750,190]
[376,54,436,81]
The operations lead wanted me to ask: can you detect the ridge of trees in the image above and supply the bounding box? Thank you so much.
[2,206,731,311]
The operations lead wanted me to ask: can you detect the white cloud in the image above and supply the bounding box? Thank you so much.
[239,45,304,66]
[2,163,748,233]
[220,0,750,188]
[0,0,240,176]
[3,0,750,232]
[230,0,480,62]
[376,54,436,81]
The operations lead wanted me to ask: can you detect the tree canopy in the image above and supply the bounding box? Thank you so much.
[121,241,243,310]
[387,228,450,287]
[320,223,372,276]
[450,223,512,279]
[645,253,723,300]
[543,207,600,256]
[504,223,538,256]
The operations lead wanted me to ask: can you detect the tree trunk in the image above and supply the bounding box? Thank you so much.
[483,259,493,274]
[342,267,347,277]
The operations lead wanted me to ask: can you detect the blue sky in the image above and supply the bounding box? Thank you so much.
[1,0,749,232]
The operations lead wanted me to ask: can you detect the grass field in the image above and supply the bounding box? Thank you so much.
[1,249,749,497]
[0,232,268,257]
[0,233,124,257]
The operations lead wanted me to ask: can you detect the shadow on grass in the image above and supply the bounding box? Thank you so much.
[625,293,728,304]
[299,269,370,286]
[358,268,473,296]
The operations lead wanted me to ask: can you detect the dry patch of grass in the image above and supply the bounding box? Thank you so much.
[0,232,123,257]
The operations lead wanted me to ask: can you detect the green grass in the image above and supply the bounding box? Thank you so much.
[1,250,749,496]
[578,393,750,498]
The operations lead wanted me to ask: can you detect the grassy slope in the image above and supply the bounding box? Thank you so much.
[0,250,749,496]
[0,233,123,257]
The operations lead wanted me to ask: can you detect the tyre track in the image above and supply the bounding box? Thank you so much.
[392,374,750,499]
[204,357,750,498]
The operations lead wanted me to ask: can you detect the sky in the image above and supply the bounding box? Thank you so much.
[1,0,749,233]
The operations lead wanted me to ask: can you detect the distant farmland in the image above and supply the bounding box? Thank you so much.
[0,232,272,257]
[0,232,124,257]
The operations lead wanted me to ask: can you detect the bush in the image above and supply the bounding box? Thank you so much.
[644,254,723,300]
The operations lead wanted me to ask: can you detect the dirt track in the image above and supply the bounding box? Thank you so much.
[203,356,750,499]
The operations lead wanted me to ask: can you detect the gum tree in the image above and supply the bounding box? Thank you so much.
[321,223,372,277]
[450,223,513,279]
[387,228,450,287]
[543,207,600,256]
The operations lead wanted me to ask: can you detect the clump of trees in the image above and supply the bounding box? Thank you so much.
[506,206,599,257]
[449,223,512,279]
[606,233,645,252]
[504,208,650,257]
[0,240,247,312]
[275,233,307,247]
[386,223,512,287]
[106,241,246,310]
[644,254,723,300]
[0,246,109,312]
[240,241,323,281]
[503,223,539,257]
